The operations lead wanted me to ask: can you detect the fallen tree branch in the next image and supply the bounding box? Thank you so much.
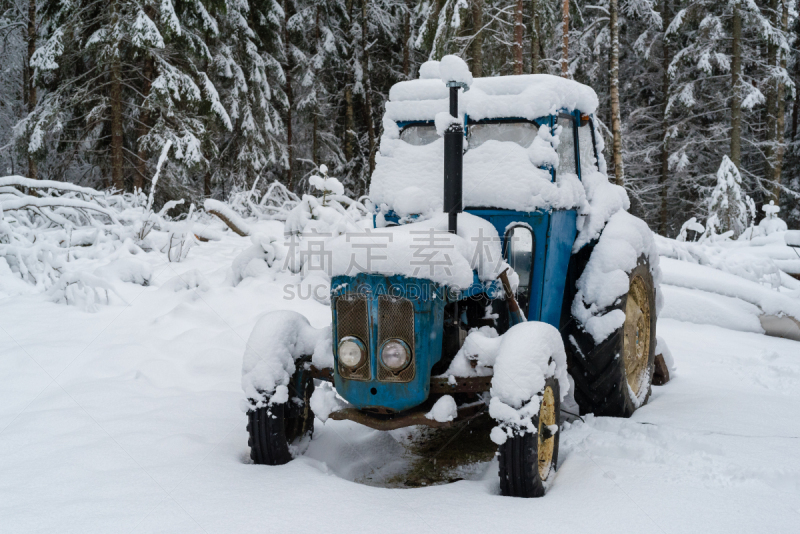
[1,196,119,223]
[204,199,251,236]
[0,176,104,197]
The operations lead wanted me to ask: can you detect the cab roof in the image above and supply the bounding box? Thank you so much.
[385,73,599,124]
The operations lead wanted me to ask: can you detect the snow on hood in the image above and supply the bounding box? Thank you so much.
[386,74,598,122]
[328,212,507,289]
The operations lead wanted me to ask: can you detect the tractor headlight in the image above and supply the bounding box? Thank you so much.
[380,339,411,370]
[338,337,366,368]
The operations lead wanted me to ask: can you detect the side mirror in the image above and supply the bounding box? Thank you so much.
[785,230,800,248]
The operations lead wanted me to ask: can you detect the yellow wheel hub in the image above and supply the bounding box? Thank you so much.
[537,385,557,481]
[623,275,651,396]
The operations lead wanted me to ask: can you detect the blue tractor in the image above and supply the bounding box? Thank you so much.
[244,57,660,498]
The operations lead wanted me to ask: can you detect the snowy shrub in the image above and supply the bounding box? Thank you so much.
[230,234,287,285]
[0,174,203,309]
[757,201,788,236]
[209,181,300,224]
[677,218,705,242]
[159,269,210,293]
[46,272,115,312]
[94,256,153,286]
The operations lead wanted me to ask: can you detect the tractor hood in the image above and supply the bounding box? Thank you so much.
[328,212,508,290]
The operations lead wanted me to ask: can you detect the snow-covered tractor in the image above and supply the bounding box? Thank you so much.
[242,56,661,497]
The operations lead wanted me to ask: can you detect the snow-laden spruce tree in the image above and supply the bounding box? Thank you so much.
[706,155,748,238]
[16,0,230,194]
[209,0,287,193]
[659,0,791,228]
[0,0,29,176]
[284,0,348,191]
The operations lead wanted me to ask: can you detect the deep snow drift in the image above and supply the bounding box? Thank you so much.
[1,211,799,533]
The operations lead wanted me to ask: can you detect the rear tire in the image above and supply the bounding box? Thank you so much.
[498,377,560,498]
[247,357,315,465]
[565,258,656,417]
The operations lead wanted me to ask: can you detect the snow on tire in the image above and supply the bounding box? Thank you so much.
[497,376,560,498]
[565,210,660,417]
[477,322,568,498]
[241,310,333,465]
[247,357,315,465]
[566,258,657,417]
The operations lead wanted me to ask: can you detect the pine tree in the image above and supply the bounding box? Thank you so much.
[210,0,286,193]
[15,0,231,196]
[707,155,748,237]
[0,0,31,176]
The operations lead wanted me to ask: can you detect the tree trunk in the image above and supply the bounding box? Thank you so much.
[561,0,569,77]
[659,0,671,235]
[26,0,37,179]
[204,170,211,197]
[403,0,411,78]
[763,0,778,195]
[513,0,524,75]
[283,0,294,190]
[530,0,540,74]
[730,1,742,168]
[344,0,355,161]
[134,46,155,191]
[470,0,483,77]
[362,0,375,182]
[313,6,320,166]
[110,0,124,191]
[772,0,789,203]
[609,0,623,186]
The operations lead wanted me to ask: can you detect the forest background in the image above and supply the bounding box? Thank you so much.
[1,0,798,236]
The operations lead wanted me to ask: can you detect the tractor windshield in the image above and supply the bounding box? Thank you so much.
[399,121,540,150]
[400,124,438,146]
[468,121,538,149]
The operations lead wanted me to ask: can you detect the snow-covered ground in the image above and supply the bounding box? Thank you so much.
[2,220,799,533]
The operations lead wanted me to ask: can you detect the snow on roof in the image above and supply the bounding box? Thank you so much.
[386,74,599,123]
[369,73,627,250]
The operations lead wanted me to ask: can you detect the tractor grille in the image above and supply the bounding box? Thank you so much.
[336,295,370,380]
[377,296,415,383]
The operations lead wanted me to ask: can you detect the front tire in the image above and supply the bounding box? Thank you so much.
[247,357,315,465]
[566,258,657,417]
[498,377,561,498]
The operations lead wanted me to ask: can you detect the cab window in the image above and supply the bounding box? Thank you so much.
[399,124,438,146]
[468,121,538,149]
[504,225,535,316]
[578,118,599,175]
[556,115,578,176]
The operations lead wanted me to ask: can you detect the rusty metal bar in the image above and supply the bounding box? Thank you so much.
[429,375,492,394]
[309,365,333,381]
[327,402,485,431]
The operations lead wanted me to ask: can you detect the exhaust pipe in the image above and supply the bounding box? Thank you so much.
[440,55,472,234]
[443,83,463,235]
